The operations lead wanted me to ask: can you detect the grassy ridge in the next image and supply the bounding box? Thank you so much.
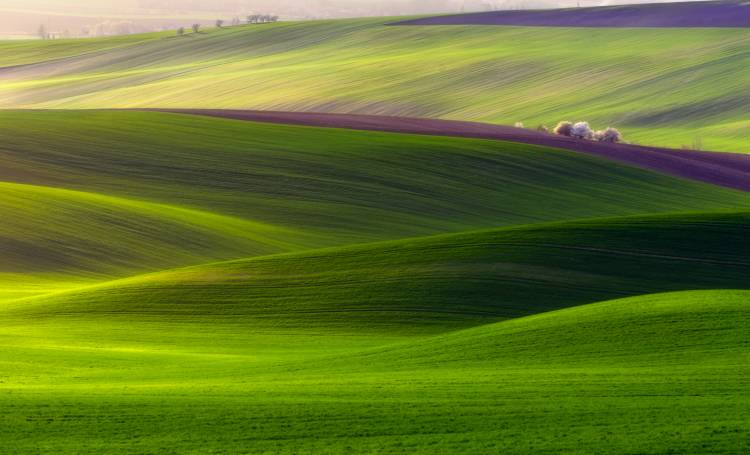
[2,110,749,299]
[0,181,314,278]
[338,289,750,370]
[0,178,323,301]
[6,211,749,333]
[3,110,750,241]
[2,21,750,150]
[2,290,748,453]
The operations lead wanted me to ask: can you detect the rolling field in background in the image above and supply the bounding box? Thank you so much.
[1,2,749,453]
[2,16,750,151]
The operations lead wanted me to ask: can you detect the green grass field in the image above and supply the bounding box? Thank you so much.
[0,31,169,66]
[2,19,750,151]
[2,8,750,452]
[0,108,748,452]
[2,110,749,297]
[2,287,749,453]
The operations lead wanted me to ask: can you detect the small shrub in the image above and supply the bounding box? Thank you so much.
[537,125,549,134]
[192,24,201,33]
[596,127,622,143]
[554,121,573,137]
[177,27,185,36]
[571,122,593,140]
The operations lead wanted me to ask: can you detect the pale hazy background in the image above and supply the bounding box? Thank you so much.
[0,0,698,38]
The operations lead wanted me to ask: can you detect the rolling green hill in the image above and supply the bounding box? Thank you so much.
[6,211,749,334]
[0,180,315,300]
[2,287,748,453]
[343,289,750,370]
[4,110,750,239]
[2,20,750,151]
[2,110,750,303]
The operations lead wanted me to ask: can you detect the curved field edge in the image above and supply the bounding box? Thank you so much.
[4,210,749,334]
[0,180,321,288]
[153,109,750,192]
[326,289,750,371]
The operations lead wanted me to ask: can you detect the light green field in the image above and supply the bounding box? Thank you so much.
[2,20,750,151]
[0,31,169,66]
[2,285,748,452]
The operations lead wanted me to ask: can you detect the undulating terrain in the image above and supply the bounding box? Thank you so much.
[2,6,750,151]
[1,2,749,453]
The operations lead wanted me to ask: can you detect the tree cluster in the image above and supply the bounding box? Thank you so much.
[549,121,623,143]
[178,15,279,35]
[247,15,279,24]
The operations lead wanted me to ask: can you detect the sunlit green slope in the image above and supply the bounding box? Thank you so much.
[2,20,750,150]
[343,289,750,370]
[2,288,748,453]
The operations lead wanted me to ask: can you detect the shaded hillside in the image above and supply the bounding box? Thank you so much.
[159,109,750,192]
[7,211,750,335]
[5,111,750,235]
[0,181,312,277]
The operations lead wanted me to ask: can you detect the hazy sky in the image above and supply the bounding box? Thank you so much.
[0,0,700,36]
